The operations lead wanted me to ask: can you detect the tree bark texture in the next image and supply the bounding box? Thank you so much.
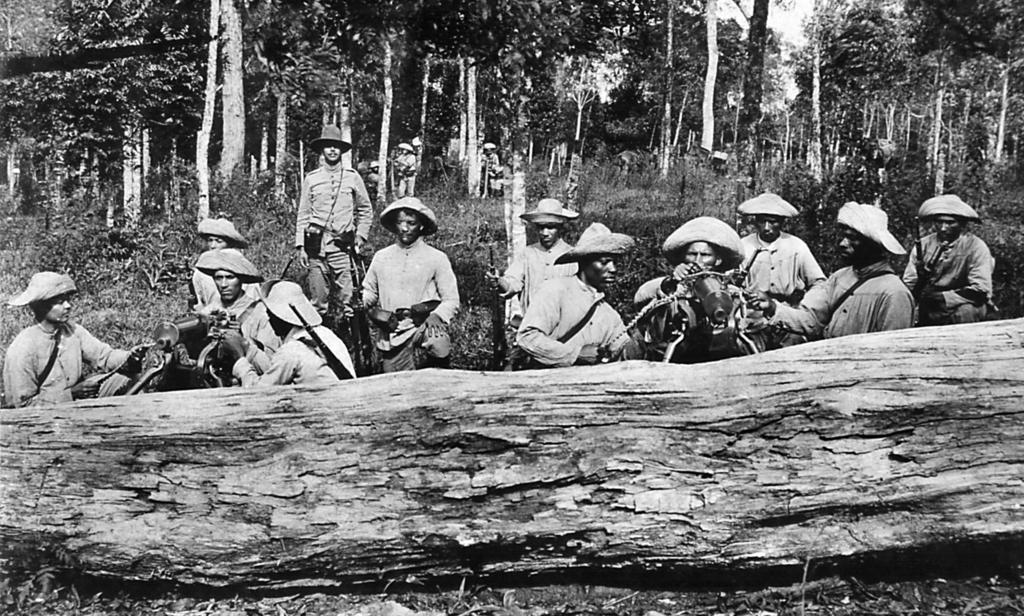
[2,320,1024,591]
[121,115,141,228]
[219,0,246,178]
[274,94,287,197]
[196,0,220,220]
[808,27,823,182]
[660,0,674,177]
[466,62,480,198]
[738,0,768,182]
[458,59,467,166]
[932,85,945,195]
[700,0,718,153]
[377,35,394,210]
[995,64,1009,162]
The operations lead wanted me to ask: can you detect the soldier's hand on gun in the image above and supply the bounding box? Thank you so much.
[122,344,149,373]
[576,344,601,365]
[296,246,309,269]
[424,313,445,338]
[672,262,703,280]
[70,379,99,400]
[219,331,248,362]
[354,236,366,256]
[745,291,776,317]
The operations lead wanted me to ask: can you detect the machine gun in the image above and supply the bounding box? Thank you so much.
[125,311,242,394]
[627,269,759,363]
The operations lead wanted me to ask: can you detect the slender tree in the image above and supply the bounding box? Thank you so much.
[220,0,245,177]
[700,0,718,153]
[196,0,221,220]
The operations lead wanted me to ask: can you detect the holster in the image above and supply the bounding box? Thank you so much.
[303,224,324,258]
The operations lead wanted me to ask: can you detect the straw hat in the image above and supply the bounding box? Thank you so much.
[397,143,414,153]
[380,197,438,236]
[9,272,77,306]
[917,194,980,221]
[310,125,352,153]
[737,192,799,218]
[195,249,263,283]
[483,142,497,150]
[260,280,322,327]
[520,198,579,225]
[837,202,906,255]
[197,217,248,248]
[554,223,635,264]
[662,217,745,268]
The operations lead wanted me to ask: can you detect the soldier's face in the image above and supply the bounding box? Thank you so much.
[754,215,785,243]
[37,293,73,325]
[323,146,342,165]
[838,225,870,263]
[395,211,423,246]
[581,256,618,291]
[932,215,965,243]
[213,271,243,304]
[683,242,722,271]
[203,235,228,250]
[536,224,563,249]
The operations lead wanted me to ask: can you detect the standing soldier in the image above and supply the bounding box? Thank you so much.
[903,194,994,325]
[362,197,460,372]
[393,143,418,198]
[295,125,373,318]
[490,198,579,327]
[737,193,826,349]
[481,142,502,197]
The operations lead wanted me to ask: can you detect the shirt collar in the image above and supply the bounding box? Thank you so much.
[854,259,896,278]
[396,238,424,251]
[573,275,605,301]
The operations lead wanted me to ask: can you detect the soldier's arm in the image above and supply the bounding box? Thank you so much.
[516,285,580,367]
[77,324,131,373]
[432,254,461,323]
[902,245,919,289]
[769,281,830,338]
[3,338,41,408]
[944,239,994,308]
[350,172,373,241]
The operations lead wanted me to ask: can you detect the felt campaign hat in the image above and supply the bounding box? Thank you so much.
[737,192,799,218]
[555,223,635,264]
[197,217,248,248]
[917,194,980,221]
[8,272,77,306]
[259,279,322,327]
[662,216,745,268]
[837,202,906,255]
[520,198,579,225]
[380,197,438,237]
[195,249,263,283]
[310,125,352,154]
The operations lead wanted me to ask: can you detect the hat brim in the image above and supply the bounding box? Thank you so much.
[9,287,77,307]
[195,267,263,284]
[259,280,323,327]
[311,138,352,154]
[380,208,438,237]
[521,213,572,225]
[554,234,635,264]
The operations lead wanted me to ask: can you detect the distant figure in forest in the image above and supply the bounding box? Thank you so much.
[615,149,645,176]
[190,217,258,312]
[357,160,381,205]
[3,272,145,407]
[749,202,913,339]
[481,142,502,197]
[516,223,640,368]
[736,193,825,350]
[362,197,460,372]
[393,143,418,198]
[903,194,994,326]
[295,125,373,318]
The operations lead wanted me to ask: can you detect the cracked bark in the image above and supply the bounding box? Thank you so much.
[1,320,1023,591]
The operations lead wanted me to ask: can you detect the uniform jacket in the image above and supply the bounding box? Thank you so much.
[500,240,577,316]
[903,232,993,309]
[295,163,372,254]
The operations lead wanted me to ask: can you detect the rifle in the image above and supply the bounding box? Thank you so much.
[488,246,508,370]
[911,221,931,302]
[347,245,374,375]
[289,304,355,380]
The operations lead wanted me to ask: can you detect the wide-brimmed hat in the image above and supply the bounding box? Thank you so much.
[662,217,745,268]
[837,202,906,255]
[260,280,322,327]
[197,217,248,248]
[9,272,77,306]
[310,125,352,153]
[520,198,579,225]
[368,160,379,170]
[397,143,414,153]
[483,142,497,150]
[195,249,263,283]
[380,197,438,236]
[918,194,980,221]
[357,161,369,173]
[555,223,635,264]
[737,192,799,218]
[411,137,422,147]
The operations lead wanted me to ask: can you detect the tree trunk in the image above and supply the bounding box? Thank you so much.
[671,88,689,155]
[995,64,1009,162]
[377,35,394,209]
[196,0,220,220]
[219,0,245,178]
[700,0,718,153]
[2,320,1024,591]
[458,58,467,166]
[141,126,150,192]
[121,116,142,228]
[274,93,288,198]
[932,84,945,195]
[660,0,674,177]
[419,53,431,144]
[259,122,269,173]
[466,62,481,198]
[6,142,16,197]
[808,23,823,182]
[739,0,769,162]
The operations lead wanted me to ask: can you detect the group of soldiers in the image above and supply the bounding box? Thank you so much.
[0,124,996,407]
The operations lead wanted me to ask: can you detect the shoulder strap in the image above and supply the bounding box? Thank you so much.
[832,270,898,314]
[37,327,62,396]
[558,299,605,344]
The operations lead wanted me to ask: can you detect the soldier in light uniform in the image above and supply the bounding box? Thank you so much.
[393,143,418,198]
[481,142,502,197]
[294,125,373,317]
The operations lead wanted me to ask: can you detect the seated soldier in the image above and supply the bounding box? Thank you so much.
[737,193,825,349]
[362,197,460,372]
[903,194,994,325]
[516,223,640,368]
[194,249,280,373]
[191,217,258,311]
[226,280,355,386]
[3,272,144,407]
[632,217,756,362]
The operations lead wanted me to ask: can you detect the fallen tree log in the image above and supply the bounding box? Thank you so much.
[2,319,1023,592]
